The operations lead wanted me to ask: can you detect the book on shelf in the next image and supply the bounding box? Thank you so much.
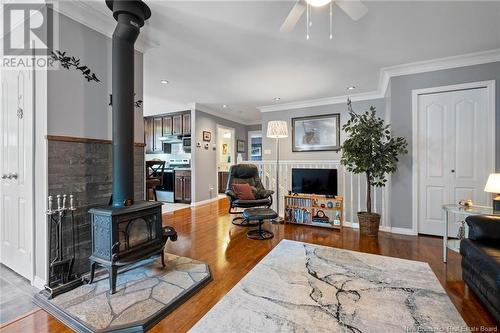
[284,194,343,228]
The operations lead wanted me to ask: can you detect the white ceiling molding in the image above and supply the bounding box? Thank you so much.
[259,91,384,113]
[259,48,500,113]
[55,0,158,53]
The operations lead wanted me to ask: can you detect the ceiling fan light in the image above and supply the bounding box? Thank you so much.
[306,0,331,7]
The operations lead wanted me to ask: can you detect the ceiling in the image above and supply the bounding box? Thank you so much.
[83,1,500,123]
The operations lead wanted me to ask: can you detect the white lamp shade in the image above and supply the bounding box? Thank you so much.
[484,173,500,193]
[267,121,288,139]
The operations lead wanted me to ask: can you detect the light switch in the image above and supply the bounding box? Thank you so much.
[264,149,272,155]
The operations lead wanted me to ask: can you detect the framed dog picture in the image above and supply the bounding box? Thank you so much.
[292,114,340,152]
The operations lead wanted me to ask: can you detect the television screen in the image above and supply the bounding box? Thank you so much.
[292,169,337,196]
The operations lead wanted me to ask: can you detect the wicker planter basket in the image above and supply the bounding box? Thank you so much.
[357,212,381,237]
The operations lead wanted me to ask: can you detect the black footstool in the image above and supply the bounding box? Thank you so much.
[243,208,277,240]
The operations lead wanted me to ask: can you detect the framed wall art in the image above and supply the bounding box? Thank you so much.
[237,140,245,153]
[292,114,340,152]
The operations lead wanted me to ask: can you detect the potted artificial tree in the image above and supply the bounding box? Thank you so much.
[341,99,408,236]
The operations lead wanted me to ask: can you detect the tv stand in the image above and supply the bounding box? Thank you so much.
[284,194,343,229]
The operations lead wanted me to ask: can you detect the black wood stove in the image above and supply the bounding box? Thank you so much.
[88,0,177,294]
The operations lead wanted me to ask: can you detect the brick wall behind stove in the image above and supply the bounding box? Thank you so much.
[48,140,145,281]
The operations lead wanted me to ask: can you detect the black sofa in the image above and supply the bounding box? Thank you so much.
[460,215,500,323]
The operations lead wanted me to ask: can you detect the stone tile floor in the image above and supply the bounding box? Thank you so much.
[40,254,210,332]
[0,264,39,325]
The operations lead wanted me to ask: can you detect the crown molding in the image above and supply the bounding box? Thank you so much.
[54,0,158,53]
[258,48,500,113]
[259,91,384,113]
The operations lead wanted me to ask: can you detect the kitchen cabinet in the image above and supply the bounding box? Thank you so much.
[218,171,229,193]
[172,115,182,135]
[144,118,154,153]
[144,111,190,154]
[182,113,191,135]
[175,170,191,203]
[162,116,172,136]
[153,117,163,152]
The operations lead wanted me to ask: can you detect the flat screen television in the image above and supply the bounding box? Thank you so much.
[292,168,337,196]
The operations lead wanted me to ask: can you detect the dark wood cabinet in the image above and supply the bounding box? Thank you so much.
[144,118,154,153]
[175,170,191,203]
[218,171,229,193]
[183,175,191,202]
[174,175,184,202]
[182,113,191,135]
[162,116,172,136]
[144,111,190,154]
[172,115,182,135]
[153,117,163,152]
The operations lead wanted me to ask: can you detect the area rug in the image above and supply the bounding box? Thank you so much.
[35,254,211,333]
[190,240,466,333]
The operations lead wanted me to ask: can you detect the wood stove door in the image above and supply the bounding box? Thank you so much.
[0,69,34,280]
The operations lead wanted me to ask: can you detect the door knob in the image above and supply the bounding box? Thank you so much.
[8,173,17,179]
[451,170,455,173]
[1,174,7,179]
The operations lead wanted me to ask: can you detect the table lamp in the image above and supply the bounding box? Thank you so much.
[484,173,500,211]
[267,120,288,223]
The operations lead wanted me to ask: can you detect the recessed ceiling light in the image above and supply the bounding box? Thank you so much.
[160,80,169,84]
[347,86,356,90]
[273,97,281,101]
[222,104,228,108]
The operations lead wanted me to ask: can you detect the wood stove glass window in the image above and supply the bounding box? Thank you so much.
[118,217,157,252]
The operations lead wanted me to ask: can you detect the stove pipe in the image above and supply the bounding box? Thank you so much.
[106,0,151,207]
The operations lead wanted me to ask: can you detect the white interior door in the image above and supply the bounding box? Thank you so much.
[0,69,34,280]
[417,88,491,236]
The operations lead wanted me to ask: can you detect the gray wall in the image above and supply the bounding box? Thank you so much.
[47,12,144,143]
[261,99,386,161]
[193,110,251,202]
[247,124,262,132]
[390,61,500,229]
[42,13,146,280]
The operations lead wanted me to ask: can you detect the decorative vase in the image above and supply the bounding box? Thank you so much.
[357,212,381,237]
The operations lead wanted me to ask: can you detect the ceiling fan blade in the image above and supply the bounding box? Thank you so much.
[280,1,307,33]
[335,0,368,21]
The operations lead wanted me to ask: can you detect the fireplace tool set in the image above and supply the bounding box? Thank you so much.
[44,194,82,298]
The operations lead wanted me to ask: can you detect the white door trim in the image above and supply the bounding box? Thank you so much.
[411,80,496,235]
[216,124,236,195]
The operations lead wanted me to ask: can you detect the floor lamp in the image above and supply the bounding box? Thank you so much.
[266,120,288,223]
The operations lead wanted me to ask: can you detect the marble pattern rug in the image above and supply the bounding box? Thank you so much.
[190,240,466,333]
[42,254,210,332]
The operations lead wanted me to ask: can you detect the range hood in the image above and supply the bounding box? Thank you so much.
[159,135,183,144]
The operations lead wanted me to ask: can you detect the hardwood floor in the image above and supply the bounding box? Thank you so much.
[2,198,498,332]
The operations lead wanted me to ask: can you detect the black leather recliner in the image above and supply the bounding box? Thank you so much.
[225,164,274,226]
[460,215,500,323]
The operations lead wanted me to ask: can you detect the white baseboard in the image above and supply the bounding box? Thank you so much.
[32,275,46,291]
[343,221,416,236]
[191,197,224,207]
[343,221,359,229]
[390,227,418,235]
[379,226,392,233]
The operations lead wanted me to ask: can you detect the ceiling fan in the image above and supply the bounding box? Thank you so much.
[280,0,368,35]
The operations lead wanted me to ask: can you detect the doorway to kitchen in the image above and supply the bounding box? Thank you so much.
[216,125,236,195]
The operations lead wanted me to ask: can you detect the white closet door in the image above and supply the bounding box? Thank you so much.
[0,69,34,280]
[417,88,490,236]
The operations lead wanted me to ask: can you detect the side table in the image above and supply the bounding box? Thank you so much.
[442,204,500,262]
